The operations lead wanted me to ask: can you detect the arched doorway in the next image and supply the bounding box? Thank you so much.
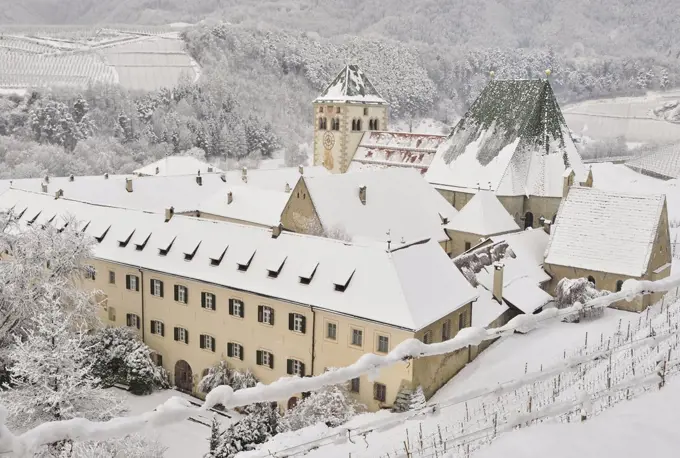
[174,360,193,393]
[587,276,596,286]
[524,212,534,229]
[287,396,299,410]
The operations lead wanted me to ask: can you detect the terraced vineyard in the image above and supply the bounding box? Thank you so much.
[0,25,199,92]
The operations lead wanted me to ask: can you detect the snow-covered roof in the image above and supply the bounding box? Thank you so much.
[471,287,510,328]
[314,65,387,105]
[625,143,680,180]
[445,190,520,236]
[0,189,477,331]
[134,156,223,176]
[198,185,290,228]
[545,187,666,277]
[349,131,446,176]
[300,168,457,244]
[425,80,588,197]
[490,229,550,268]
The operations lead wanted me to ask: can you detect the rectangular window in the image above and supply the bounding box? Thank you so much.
[202,292,216,311]
[125,274,139,292]
[287,358,305,376]
[377,335,389,353]
[151,279,164,297]
[174,285,188,304]
[458,311,466,330]
[350,377,360,393]
[107,306,116,322]
[442,320,452,341]
[464,241,472,251]
[289,313,306,333]
[326,322,337,340]
[200,334,216,352]
[174,327,189,344]
[84,265,96,280]
[229,299,245,318]
[258,306,274,325]
[227,342,244,361]
[374,383,387,402]
[108,270,115,284]
[422,331,432,344]
[351,328,363,347]
[153,353,163,367]
[256,350,274,369]
[151,320,164,336]
[363,107,369,116]
[126,313,140,329]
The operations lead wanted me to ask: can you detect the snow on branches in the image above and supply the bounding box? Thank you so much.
[198,360,257,395]
[277,385,361,433]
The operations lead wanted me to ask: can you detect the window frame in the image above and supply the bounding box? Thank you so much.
[350,377,360,393]
[288,358,305,376]
[442,319,452,341]
[289,313,306,334]
[202,292,216,311]
[126,313,140,329]
[376,334,389,354]
[350,327,364,348]
[107,306,116,322]
[200,334,216,353]
[151,320,164,336]
[108,270,115,285]
[326,320,338,341]
[151,279,163,297]
[230,298,245,318]
[175,327,189,344]
[84,265,96,281]
[422,330,433,344]
[374,382,387,402]
[258,305,274,325]
[458,311,467,331]
[257,349,274,369]
[176,285,188,304]
[126,274,139,292]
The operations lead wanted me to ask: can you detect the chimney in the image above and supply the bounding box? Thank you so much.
[298,165,304,175]
[41,182,48,193]
[44,175,50,184]
[55,189,63,199]
[69,174,74,182]
[359,185,367,205]
[125,177,133,193]
[242,167,248,183]
[155,166,160,175]
[227,191,233,204]
[104,173,109,179]
[562,168,575,198]
[285,182,291,193]
[164,206,174,222]
[272,224,282,239]
[208,166,214,173]
[492,262,504,304]
[196,174,203,186]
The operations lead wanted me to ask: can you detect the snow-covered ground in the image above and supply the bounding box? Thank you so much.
[115,389,241,458]
[390,118,452,135]
[564,90,680,143]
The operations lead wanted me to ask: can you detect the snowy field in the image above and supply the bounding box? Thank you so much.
[563,90,680,143]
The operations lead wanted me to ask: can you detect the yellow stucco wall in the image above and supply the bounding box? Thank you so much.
[280,179,324,235]
[445,229,486,257]
[313,102,388,174]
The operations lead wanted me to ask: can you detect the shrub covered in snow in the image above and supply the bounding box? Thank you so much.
[208,402,279,458]
[85,326,169,395]
[198,360,257,394]
[409,386,427,411]
[555,277,609,321]
[277,385,361,433]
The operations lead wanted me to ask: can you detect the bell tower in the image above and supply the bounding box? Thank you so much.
[313,64,388,174]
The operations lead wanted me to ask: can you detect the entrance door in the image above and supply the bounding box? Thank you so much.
[524,212,534,229]
[174,360,193,393]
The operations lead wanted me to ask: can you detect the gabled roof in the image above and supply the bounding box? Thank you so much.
[625,143,680,180]
[0,189,476,331]
[349,131,446,176]
[198,185,290,228]
[134,156,223,176]
[545,187,666,277]
[314,64,387,105]
[426,79,588,197]
[445,190,520,236]
[301,168,457,244]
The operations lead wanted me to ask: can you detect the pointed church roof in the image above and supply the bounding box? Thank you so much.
[314,64,387,105]
[445,190,520,236]
[426,79,587,197]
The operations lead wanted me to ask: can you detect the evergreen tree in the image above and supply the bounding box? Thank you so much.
[409,386,426,411]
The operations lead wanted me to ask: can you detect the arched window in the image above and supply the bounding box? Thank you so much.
[524,212,534,229]
[331,118,340,131]
[318,106,323,113]
[353,119,362,131]
[368,119,379,130]
[616,280,623,292]
[318,117,327,130]
[588,276,596,286]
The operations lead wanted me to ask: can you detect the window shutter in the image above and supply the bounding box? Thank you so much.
[270,310,275,326]
[135,276,139,291]
[286,359,293,375]
[238,345,243,360]
[258,306,263,323]
[211,338,216,352]
[150,278,154,292]
[126,314,130,326]
[288,313,294,331]
[125,275,130,290]
[173,327,179,341]
[301,316,307,334]
[300,362,306,377]
[211,294,216,311]
[200,334,205,349]
[201,292,206,308]
[173,285,178,301]
[269,354,274,369]
[228,299,234,315]
[184,287,189,304]
[136,316,140,329]
[160,281,164,297]
[184,330,189,344]
[239,302,244,318]
[227,343,234,358]
[256,350,262,365]
[160,322,165,337]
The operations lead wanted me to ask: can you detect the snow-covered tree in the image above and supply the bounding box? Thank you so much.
[210,402,279,458]
[198,360,257,394]
[555,277,609,321]
[409,386,426,411]
[85,326,168,395]
[277,385,361,433]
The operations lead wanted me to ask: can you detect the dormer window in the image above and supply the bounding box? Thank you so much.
[117,229,135,248]
[132,230,151,251]
[183,241,201,261]
[94,226,111,243]
[267,254,287,279]
[236,249,256,272]
[25,210,41,226]
[158,235,176,256]
[333,268,355,292]
[210,246,228,266]
[299,261,319,285]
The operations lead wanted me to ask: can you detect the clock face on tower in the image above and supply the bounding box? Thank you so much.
[323,131,335,150]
